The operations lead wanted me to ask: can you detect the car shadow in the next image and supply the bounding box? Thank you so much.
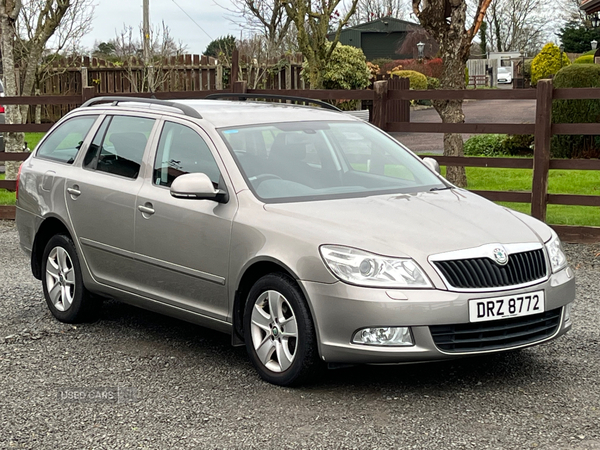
[94,298,562,392]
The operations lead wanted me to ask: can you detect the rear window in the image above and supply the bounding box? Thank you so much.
[36,116,98,164]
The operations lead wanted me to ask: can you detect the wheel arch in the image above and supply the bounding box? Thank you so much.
[31,216,73,280]
[231,258,319,349]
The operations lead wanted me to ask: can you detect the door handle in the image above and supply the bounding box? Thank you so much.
[138,204,155,215]
[67,187,81,197]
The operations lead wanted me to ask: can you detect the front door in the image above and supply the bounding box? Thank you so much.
[133,120,236,321]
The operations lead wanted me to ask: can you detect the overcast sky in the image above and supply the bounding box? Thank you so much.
[78,0,240,55]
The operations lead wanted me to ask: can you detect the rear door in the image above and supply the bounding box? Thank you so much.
[133,119,236,321]
[66,113,159,290]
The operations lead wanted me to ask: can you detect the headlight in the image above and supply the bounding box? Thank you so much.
[319,245,432,288]
[545,232,568,273]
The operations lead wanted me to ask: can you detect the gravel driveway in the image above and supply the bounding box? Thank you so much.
[0,220,599,449]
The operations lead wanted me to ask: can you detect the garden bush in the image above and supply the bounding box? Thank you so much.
[370,58,392,73]
[303,43,371,110]
[503,135,534,156]
[573,54,594,64]
[381,58,443,78]
[531,43,571,85]
[390,70,428,90]
[551,64,600,158]
[319,43,371,90]
[426,76,440,89]
[464,134,508,156]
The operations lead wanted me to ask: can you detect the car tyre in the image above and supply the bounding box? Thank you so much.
[41,234,100,323]
[244,273,320,386]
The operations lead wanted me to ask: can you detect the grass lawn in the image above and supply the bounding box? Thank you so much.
[0,173,16,206]
[442,166,600,227]
[24,132,46,150]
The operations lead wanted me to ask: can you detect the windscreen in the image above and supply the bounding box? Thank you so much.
[219,121,448,202]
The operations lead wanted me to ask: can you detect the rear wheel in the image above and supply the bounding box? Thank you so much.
[41,234,100,323]
[244,273,319,386]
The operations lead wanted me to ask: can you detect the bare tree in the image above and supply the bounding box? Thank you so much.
[224,0,298,87]
[346,0,411,26]
[412,0,492,187]
[1,0,92,179]
[486,0,553,55]
[281,0,359,89]
[227,0,294,50]
[20,0,94,124]
[112,22,186,93]
[561,0,587,24]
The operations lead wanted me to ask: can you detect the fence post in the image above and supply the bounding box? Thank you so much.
[372,80,389,130]
[216,65,223,90]
[232,81,247,97]
[81,86,95,104]
[531,78,553,222]
[231,48,239,88]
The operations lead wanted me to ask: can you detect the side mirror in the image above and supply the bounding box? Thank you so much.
[170,173,228,203]
[422,157,441,175]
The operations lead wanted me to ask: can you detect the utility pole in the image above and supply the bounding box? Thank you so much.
[142,0,154,91]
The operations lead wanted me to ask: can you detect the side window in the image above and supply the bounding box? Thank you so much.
[153,122,221,188]
[36,116,98,164]
[83,115,155,179]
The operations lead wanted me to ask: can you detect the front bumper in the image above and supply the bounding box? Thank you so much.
[302,266,575,364]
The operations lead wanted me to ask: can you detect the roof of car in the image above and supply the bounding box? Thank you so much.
[81,99,357,129]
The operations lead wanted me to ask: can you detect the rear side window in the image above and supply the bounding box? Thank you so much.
[83,115,156,179]
[36,116,98,164]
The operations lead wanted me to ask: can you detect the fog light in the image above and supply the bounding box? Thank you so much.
[564,303,572,325]
[352,327,414,346]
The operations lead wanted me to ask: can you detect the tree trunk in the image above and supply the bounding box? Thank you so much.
[433,39,470,187]
[0,10,25,180]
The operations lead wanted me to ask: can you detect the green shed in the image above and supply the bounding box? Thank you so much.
[330,17,420,60]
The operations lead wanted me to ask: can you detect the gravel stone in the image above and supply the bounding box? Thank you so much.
[0,220,598,449]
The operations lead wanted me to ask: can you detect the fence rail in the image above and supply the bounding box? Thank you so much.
[1,79,599,242]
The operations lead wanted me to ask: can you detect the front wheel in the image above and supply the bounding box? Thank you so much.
[41,234,100,323]
[243,273,319,386]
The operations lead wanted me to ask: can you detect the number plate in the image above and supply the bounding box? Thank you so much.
[468,290,545,323]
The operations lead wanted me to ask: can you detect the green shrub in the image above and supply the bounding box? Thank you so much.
[303,43,371,110]
[389,70,428,90]
[531,43,571,85]
[320,43,371,90]
[552,64,600,158]
[573,54,594,64]
[503,135,534,156]
[523,58,533,85]
[464,134,508,156]
[582,49,597,56]
[426,76,440,89]
[370,58,393,71]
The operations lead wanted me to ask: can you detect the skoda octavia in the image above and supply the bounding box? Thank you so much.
[15,96,575,386]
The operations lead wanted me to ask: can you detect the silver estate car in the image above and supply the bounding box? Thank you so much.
[15,96,575,386]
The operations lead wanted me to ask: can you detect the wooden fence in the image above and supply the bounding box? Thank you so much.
[1,79,599,243]
[33,51,304,122]
[380,78,600,243]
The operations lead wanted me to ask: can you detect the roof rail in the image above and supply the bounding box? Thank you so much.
[80,96,203,119]
[204,93,342,112]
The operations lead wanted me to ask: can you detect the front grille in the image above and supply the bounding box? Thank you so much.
[433,249,547,289]
[430,308,562,353]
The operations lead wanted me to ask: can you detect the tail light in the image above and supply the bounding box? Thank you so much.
[0,106,5,113]
[16,163,22,200]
